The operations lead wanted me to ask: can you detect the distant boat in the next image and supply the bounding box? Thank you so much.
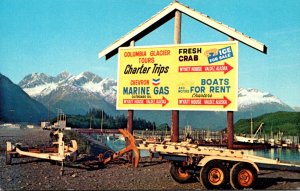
[268,138,275,147]
[268,126,276,147]
[282,138,292,148]
[234,115,269,149]
[235,122,265,143]
[235,135,258,143]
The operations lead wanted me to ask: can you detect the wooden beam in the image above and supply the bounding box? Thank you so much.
[175,3,267,54]
[227,36,235,149]
[171,10,181,143]
[227,111,234,149]
[127,40,135,134]
[99,3,176,59]
[99,2,267,60]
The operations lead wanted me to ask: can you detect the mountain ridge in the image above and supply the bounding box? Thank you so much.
[0,73,51,123]
[19,71,116,104]
[17,71,294,129]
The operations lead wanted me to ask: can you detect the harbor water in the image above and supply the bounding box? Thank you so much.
[92,134,150,157]
[244,148,300,163]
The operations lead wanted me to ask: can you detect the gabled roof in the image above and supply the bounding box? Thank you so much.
[99,1,267,60]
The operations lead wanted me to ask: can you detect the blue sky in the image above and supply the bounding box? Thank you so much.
[0,0,299,107]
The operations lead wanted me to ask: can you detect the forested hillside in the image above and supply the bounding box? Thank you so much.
[60,108,156,130]
[234,111,300,136]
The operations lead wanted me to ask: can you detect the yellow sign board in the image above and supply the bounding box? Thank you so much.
[117,41,238,111]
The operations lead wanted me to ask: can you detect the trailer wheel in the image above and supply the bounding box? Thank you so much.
[230,162,257,190]
[5,151,12,165]
[200,161,229,189]
[170,162,192,183]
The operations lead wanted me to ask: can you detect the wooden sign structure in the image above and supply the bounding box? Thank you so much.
[117,41,238,111]
[98,1,267,148]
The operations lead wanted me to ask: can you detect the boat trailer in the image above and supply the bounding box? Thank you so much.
[5,130,78,175]
[138,140,300,189]
[5,129,139,175]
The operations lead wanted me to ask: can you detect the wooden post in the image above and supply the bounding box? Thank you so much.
[227,36,234,149]
[127,110,133,134]
[171,10,181,142]
[227,111,234,149]
[174,10,181,44]
[127,40,135,135]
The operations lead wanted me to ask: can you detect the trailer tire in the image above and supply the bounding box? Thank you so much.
[200,160,229,189]
[170,162,192,183]
[5,151,12,165]
[230,162,257,190]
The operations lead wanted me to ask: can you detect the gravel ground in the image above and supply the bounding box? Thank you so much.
[0,128,299,190]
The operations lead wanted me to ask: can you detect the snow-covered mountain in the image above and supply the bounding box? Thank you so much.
[237,88,292,111]
[19,71,117,115]
[133,88,293,129]
[20,71,117,104]
[133,88,294,130]
[18,71,294,129]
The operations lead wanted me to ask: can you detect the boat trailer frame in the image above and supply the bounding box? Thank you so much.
[5,130,78,175]
[138,140,300,189]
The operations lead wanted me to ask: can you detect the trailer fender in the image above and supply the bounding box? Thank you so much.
[197,156,259,172]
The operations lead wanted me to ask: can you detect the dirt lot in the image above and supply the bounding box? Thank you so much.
[0,128,299,190]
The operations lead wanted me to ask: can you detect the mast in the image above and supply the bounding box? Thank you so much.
[48,102,50,122]
[89,115,92,129]
[250,112,253,138]
[271,125,273,139]
[101,110,103,132]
